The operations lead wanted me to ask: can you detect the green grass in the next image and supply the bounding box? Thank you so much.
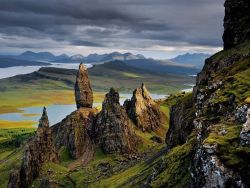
[0,147,23,187]
[203,123,250,173]
[211,42,250,62]
[150,133,196,187]
[122,72,142,78]
[0,128,35,149]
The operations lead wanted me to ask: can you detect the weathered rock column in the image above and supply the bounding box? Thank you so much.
[74,63,93,108]
[92,88,139,154]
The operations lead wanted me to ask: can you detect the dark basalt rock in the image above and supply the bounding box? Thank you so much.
[165,94,195,148]
[124,83,162,132]
[92,88,139,154]
[223,0,250,49]
[75,63,93,108]
[52,108,97,161]
[8,170,20,188]
[8,108,59,188]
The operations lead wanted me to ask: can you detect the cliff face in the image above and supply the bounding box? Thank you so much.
[124,83,162,132]
[163,0,250,186]
[8,108,59,188]
[74,63,93,108]
[52,108,97,160]
[165,94,195,148]
[223,0,250,49]
[92,88,139,154]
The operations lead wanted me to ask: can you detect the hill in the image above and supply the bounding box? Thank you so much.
[124,58,200,75]
[170,53,210,69]
[0,57,50,68]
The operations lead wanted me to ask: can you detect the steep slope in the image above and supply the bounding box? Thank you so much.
[147,0,250,186]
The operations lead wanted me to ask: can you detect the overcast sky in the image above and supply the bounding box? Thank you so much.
[0,0,225,59]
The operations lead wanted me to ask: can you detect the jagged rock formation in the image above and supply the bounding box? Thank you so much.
[223,0,250,49]
[52,108,97,160]
[92,88,139,154]
[75,63,93,108]
[8,108,59,188]
[124,83,162,132]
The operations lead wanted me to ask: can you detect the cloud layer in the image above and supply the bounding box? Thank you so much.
[0,0,225,58]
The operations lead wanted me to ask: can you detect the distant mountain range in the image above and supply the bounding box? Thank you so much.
[54,52,145,63]
[170,53,210,69]
[17,51,69,62]
[0,51,208,75]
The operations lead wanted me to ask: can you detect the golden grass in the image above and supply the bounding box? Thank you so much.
[122,72,142,78]
[0,120,36,128]
[22,113,39,117]
[245,96,250,104]
[0,90,105,115]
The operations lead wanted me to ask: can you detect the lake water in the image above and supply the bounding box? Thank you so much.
[0,63,92,79]
[181,84,195,93]
[0,94,168,126]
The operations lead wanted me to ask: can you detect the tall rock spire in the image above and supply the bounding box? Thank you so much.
[223,0,250,49]
[74,63,93,108]
[38,107,49,128]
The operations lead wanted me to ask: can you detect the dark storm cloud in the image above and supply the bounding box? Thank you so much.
[0,0,225,52]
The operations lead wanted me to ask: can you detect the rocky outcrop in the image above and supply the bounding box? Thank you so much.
[75,63,93,108]
[191,145,245,188]
[52,108,97,160]
[124,83,162,132]
[162,1,250,186]
[92,88,139,154]
[165,94,195,148]
[223,0,250,49]
[240,108,250,146]
[8,108,59,188]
